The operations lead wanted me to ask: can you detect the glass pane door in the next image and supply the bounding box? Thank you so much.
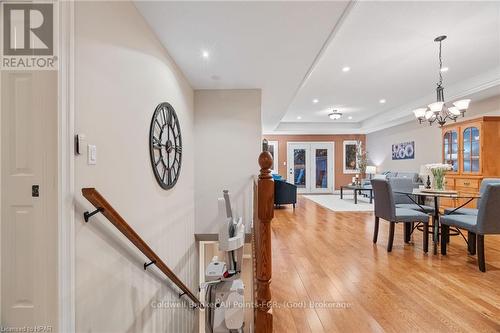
[462,126,480,173]
[471,127,480,172]
[315,149,328,189]
[443,130,458,172]
[310,143,333,193]
[287,142,333,193]
[293,148,307,189]
[287,143,311,193]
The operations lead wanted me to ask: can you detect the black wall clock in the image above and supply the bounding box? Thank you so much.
[149,102,182,189]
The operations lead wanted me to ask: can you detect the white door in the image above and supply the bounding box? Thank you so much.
[1,71,58,328]
[287,142,334,193]
[310,143,334,193]
[287,143,310,193]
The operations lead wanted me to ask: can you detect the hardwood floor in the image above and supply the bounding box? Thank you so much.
[271,196,500,333]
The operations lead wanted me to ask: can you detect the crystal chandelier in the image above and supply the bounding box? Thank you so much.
[413,35,470,126]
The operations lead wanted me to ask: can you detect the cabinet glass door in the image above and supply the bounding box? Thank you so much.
[462,127,480,173]
[443,130,458,172]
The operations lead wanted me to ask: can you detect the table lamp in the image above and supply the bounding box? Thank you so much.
[366,166,377,179]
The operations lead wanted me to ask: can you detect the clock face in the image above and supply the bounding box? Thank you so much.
[149,102,182,189]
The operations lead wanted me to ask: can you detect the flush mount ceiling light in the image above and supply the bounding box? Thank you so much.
[328,110,342,120]
[202,50,209,59]
[413,35,470,127]
[379,99,386,104]
[342,66,350,72]
[312,98,319,104]
[297,116,302,120]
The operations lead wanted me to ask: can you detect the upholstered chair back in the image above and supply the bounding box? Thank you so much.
[476,183,500,234]
[371,179,396,221]
[389,178,418,204]
[477,178,500,208]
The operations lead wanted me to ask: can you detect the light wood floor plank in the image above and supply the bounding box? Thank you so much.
[271,196,500,333]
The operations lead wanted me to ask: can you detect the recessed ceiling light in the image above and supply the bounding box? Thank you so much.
[348,116,353,120]
[440,67,449,72]
[297,116,302,120]
[312,99,319,104]
[379,99,386,104]
[342,66,350,72]
[202,50,209,59]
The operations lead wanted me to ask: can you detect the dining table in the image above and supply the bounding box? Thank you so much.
[393,188,481,255]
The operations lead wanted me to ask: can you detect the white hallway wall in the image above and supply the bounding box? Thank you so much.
[367,95,500,172]
[194,90,262,234]
[74,1,197,332]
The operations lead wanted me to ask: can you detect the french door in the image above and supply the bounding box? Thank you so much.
[287,142,334,193]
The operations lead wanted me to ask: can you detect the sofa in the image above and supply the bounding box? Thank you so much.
[365,171,424,204]
[382,171,421,183]
[362,171,421,188]
[274,179,297,208]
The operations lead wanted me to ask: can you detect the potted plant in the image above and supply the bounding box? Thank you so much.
[356,141,368,179]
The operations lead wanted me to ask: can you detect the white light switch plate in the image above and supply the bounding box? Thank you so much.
[88,144,97,165]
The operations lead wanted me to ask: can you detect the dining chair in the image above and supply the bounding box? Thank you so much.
[371,179,430,252]
[444,178,500,216]
[441,183,500,272]
[389,177,436,243]
[389,178,435,214]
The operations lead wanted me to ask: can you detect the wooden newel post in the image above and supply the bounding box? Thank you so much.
[256,148,274,332]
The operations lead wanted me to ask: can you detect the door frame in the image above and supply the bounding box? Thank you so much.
[57,1,75,331]
[286,142,335,194]
[0,2,74,329]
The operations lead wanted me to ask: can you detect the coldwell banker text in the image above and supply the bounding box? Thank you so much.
[1,3,57,70]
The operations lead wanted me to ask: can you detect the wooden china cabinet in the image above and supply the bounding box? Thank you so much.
[441,116,500,209]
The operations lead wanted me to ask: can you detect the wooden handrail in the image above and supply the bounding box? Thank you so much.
[81,188,202,308]
[253,143,274,332]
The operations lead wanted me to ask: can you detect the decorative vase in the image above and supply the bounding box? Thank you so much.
[432,169,445,190]
[426,163,452,191]
[434,175,444,190]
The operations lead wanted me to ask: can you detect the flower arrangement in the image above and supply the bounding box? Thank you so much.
[425,163,453,190]
[356,141,368,176]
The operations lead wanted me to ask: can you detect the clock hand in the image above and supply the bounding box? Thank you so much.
[153,143,166,149]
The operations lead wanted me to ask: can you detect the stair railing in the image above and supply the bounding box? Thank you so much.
[81,188,202,308]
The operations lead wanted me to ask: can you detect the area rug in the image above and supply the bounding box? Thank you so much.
[303,194,374,212]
